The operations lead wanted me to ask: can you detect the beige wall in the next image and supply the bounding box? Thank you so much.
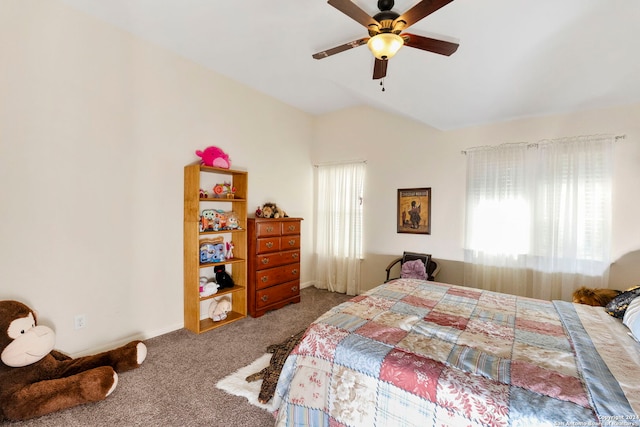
[0,1,313,355]
[313,104,640,292]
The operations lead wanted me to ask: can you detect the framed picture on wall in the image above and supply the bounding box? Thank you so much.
[397,188,431,234]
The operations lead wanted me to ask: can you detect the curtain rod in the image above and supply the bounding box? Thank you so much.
[460,134,627,155]
[313,159,367,167]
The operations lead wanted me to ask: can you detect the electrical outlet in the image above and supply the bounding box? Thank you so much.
[74,314,87,330]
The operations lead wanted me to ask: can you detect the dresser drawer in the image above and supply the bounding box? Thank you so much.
[255,280,300,309]
[281,235,300,250]
[256,237,281,254]
[255,263,300,290]
[281,221,301,236]
[255,249,300,270]
[255,221,281,237]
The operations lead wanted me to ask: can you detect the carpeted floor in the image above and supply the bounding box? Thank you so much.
[11,287,352,427]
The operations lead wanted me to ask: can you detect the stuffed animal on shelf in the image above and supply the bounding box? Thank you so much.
[200,209,217,232]
[208,297,232,322]
[260,202,288,219]
[199,277,219,297]
[195,146,231,169]
[225,211,240,230]
[0,300,147,421]
[226,241,234,259]
[215,210,228,230]
[214,265,235,289]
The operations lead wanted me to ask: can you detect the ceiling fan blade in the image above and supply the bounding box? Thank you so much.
[394,0,455,28]
[312,38,369,59]
[372,58,388,80]
[328,0,380,28]
[403,33,459,56]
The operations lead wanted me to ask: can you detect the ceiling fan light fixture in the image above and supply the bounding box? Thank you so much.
[367,33,403,60]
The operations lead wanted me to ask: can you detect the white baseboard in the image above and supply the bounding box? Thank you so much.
[69,322,183,358]
[70,284,318,358]
[300,281,314,289]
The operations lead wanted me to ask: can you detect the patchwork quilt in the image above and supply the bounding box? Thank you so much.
[272,279,640,427]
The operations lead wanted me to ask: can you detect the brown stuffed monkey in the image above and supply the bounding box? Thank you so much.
[0,300,147,421]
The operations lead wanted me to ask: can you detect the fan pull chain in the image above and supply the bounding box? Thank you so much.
[380,79,385,92]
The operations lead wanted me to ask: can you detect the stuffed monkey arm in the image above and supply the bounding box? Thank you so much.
[56,341,146,378]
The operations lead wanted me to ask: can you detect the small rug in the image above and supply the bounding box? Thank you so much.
[215,353,278,412]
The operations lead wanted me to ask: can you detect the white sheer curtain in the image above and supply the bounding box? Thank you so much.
[313,161,365,295]
[464,143,533,296]
[464,135,613,301]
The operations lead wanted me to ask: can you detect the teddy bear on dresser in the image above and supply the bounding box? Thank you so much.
[0,300,147,421]
[258,202,288,219]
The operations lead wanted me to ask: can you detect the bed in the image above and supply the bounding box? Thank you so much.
[272,279,640,426]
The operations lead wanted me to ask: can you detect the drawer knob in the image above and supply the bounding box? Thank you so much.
[291,286,298,292]
[266,226,274,232]
[292,253,299,259]
[292,269,298,275]
[262,258,270,264]
[261,276,268,282]
[288,225,295,231]
[261,295,269,302]
[288,239,295,246]
[266,242,274,248]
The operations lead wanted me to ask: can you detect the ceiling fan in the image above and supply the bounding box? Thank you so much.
[313,0,459,80]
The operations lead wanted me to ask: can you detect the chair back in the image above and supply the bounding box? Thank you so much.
[385,251,440,282]
[402,251,431,265]
[401,252,438,280]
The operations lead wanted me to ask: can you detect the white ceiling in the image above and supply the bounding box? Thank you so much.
[60,0,640,130]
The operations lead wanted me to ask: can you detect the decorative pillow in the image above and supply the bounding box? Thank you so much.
[605,286,640,318]
[623,296,640,342]
[401,259,427,280]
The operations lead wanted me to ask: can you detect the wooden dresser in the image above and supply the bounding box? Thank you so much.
[247,218,303,317]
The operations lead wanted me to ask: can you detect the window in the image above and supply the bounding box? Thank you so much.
[313,161,365,295]
[464,135,613,299]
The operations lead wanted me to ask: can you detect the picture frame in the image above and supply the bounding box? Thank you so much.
[397,188,431,234]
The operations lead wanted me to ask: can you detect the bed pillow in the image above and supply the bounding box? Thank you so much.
[623,296,640,342]
[401,259,427,280]
[605,286,640,318]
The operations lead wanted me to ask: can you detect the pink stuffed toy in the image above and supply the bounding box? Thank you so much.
[400,259,427,280]
[195,146,231,169]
